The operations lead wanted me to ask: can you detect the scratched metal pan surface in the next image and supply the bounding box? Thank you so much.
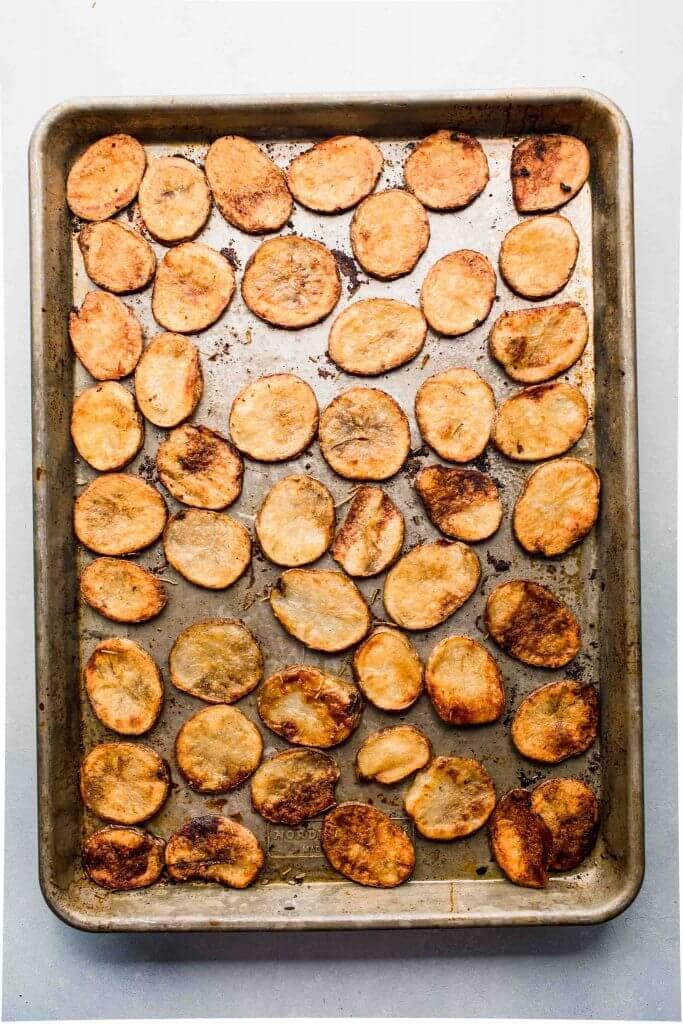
[29,91,642,931]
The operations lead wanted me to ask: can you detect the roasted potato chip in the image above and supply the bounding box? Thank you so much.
[169,618,262,704]
[415,367,495,463]
[165,815,264,887]
[80,557,167,623]
[331,485,404,576]
[420,250,496,336]
[257,665,363,747]
[71,382,144,471]
[356,725,431,785]
[138,155,211,243]
[425,635,504,725]
[134,333,203,428]
[74,474,167,555]
[485,580,580,667]
[319,387,410,480]
[156,424,243,509]
[513,458,600,556]
[287,135,383,212]
[511,135,590,213]
[241,236,341,328]
[80,742,170,824]
[78,222,156,294]
[384,540,480,630]
[205,135,292,233]
[511,679,599,764]
[350,189,430,279]
[229,374,319,462]
[321,802,415,887]
[531,777,599,870]
[269,568,371,652]
[499,214,579,300]
[489,788,553,888]
[152,242,235,333]
[492,381,589,461]
[327,298,427,376]
[175,705,263,793]
[163,509,251,589]
[404,130,489,211]
[84,637,164,736]
[489,302,589,384]
[353,627,423,711]
[405,756,495,840]
[69,291,143,381]
[415,464,503,542]
[67,134,146,221]
[256,475,335,566]
[251,748,340,825]
[83,826,165,890]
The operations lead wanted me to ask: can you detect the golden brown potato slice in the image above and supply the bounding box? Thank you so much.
[319,387,410,481]
[169,619,262,704]
[205,135,292,233]
[511,679,599,764]
[229,374,319,462]
[420,250,496,336]
[138,156,211,243]
[257,665,363,747]
[331,485,404,577]
[287,135,383,212]
[404,756,496,839]
[384,540,480,630]
[269,568,371,652]
[415,367,495,463]
[426,635,504,725]
[327,298,427,376]
[415,464,503,542]
[83,826,165,890]
[492,381,589,461]
[78,222,156,294]
[350,189,430,279]
[485,580,580,667]
[489,788,553,888]
[242,236,341,328]
[404,130,489,211]
[69,291,143,381]
[531,777,599,870]
[134,333,203,428]
[80,742,170,824]
[256,475,335,566]
[251,748,340,825]
[513,458,600,556]
[511,135,590,213]
[356,725,431,784]
[67,134,146,221]
[175,705,262,793]
[321,802,415,887]
[152,242,235,333]
[71,382,144,471]
[156,424,243,509]
[499,215,579,300]
[80,558,167,623]
[353,627,423,711]
[163,510,251,589]
[489,302,589,384]
[74,474,167,555]
[84,637,164,736]
[165,815,264,887]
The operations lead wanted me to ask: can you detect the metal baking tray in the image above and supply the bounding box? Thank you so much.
[29,90,642,931]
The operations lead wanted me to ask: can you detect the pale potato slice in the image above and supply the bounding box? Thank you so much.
[229,374,319,462]
[257,665,363,747]
[531,777,599,870]
[511,135,590,213]
[404,756,495,840]
[492,381,589,461]
[499,215,579,300]
[241,236,341,328]
[356,725,431,784]
[319,388,410,480]
[134,333,203,428]
[165,815,264,888]
[138,156,211,243]
[353,627,423,711]
[331,485,404,576]
[287,135,383,212]
[513,458,600,556]
[71,382,144,471]
[489,788,553,888]
[269,568,371,652]
[415,464,503,542]
[152,242,235,333]
[67,134,146,221]
[69,291,143,381]
[327,298,427,376]
[163,510,251,589]
[321,802,415,887]
[156,424,243,509]
[256,475,335,566]
[511,679,599,764]
[350,189,430,279]
[485,580,580,667]
[426,635,504,725]
[489,302,589,383]
[78,222,156,294]
[74,474,167,555]
[84,637,164,736]
[169,619,263,704]
[175,705,263,793]
[404,130,489,210]
[415,367,495,463]
[80,558,167,623]
[250,748,340,825]
[384,540,480,630]
[80,742,170,824]
[420,250,496,336]
[83,826,165,890]
[205,135,292,233]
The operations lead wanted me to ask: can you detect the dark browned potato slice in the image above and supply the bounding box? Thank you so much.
[492,381,589,461]
[511,135,590,213]
[83,826,165,890]
[74,474,167,555]
[229,374,319,462]
[415,465,503,542]
[257,665,362,747]
[71,382,144,471]
[489,788,553,888]
[134,333,203,428]
[321,802,415,887]
[241,236,341,328]
[80,558,167,623]
[404,130,489,211]
[404,756,495,840]
[205,135,292,233]
[489,302,589,384]
[327,298,427,376]
[78,222,156,294]
[353,627,423,711]
[415,367,495,463]
[426,635,504,725]
[165,815,264,887]
[420,250,496,336]
[269,569,371,652]
[156,424,243,509]
[384,540,480,630]
[69,291,143,381]
[175,705,263,793]
[356,725,431,784]
[287,135,383,212]
[163,509,251,589]
[513,458,600,556]
[319,388,410,480]
[485,580,580,667]
[250,748,340,825]
[331,485,404,576]
[84,637,164,736]
[256,475,335,566]
[511,679,599,764]
[350,189,430,280]
[152,243,235,333]
[531,777,599,870]
[499,215,579,300]
[138,156,211,243]
[67,134,146,221]
[80,742,170,824]
[169,619,262,704]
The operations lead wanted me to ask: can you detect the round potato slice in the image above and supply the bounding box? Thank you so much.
[331,485,404,577]
[250,748,340,825]
[165,815,264,888]
[511,679,599,764]
[256,475,335,567]
[241,236,341,328]
[415,464,503,542]
[415,367,495,463]
[78,222,156,294]
[353,627,423,712]
[229,374,319,462]
[269,568,371,652]
[356,725,431,785]
[489,302,589,384]
[152,242,235,333]
[404,130,489,211]
[499,215,579,300]
[205,135,292,234]
[71,382,144,471]
[175,705,263,793]
[287,135,383,213]
[350,189,430,280]
[321,802,415,887]
[134,333,203,428]
[420,250,496,337]
[138,156,211,243]
[513,458,600,556]
[404,755,496,840]
[169,619,262,704]
[485,580,580,667]
[319,388,410,481]
[489,788,553,889]
[531,777,599,871]
[83,826,165,890]
[156,424,243,509]
[80,742,170,824]
[257,665,363,748]
[74,474,167,555]
[163,509,251,589]
[492,381,589,462]
[69,291,143,381]
[67,134,146,221]
[511,135,590,213]
[327,298,427,376]
[80,558,167,623]
[425,635,504,726]
[384,540,480,631]
[84,637,164,736]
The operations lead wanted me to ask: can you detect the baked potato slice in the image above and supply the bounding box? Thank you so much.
[69,291,143,381]
[138,155,211,243]
[287,135,383,212]
[513,457,600,556]
[511,679,599,764]
[485,580,580,667]
[156,424,243,509]
[169,618,263,704]
[229,374,319,462]
[420,250,496,336]
[350,189,430,280]
[321,802,415,887]
[489,302,589,384]
[425,635,504,725]
[78,222,156,294]
[415,367,496,463]
[489,788,553,888]
[80,742,170,824]
[404,755,496,840]
[80,557,167,623]
[71,382,144,471]
[404,130,489,210]
[415,464,503,542]
[165,815,264,887]
[67,134,146,221]
[175,705,263,793]
[331,485,404,577]
[152,242,235,333]
[84,637,164,736]
[269,568,371,652]
[492,381,589,461]
[256,475,335,566]
[250,748,340,825]
[241,235,341,328]
[163,509,251,589]
[383,540,480,630]
[511,135,590,213]
[356,725,431,785]
[499,215,579,300]
[134,333,203,428]
[205,135,292,233]
[83,826,165,890]
[352,627,423,711]
[531,777,599,870]
[319,387,410,481]
[327,298,427,376]
[74,474,167,555]
[257,665,363,747]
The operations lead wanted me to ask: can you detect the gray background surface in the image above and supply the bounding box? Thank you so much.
[2,0,680,1018]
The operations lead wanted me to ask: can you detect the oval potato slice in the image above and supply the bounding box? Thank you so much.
[404,130,489,211]
[350,189,430,280]
[229,374,319,462]
[353,627,423,711]
[205,135,292,234]
[511,135,590,213]
[489,302,589,384]
[71,382,144,471]
[511,679,599,764]
[152,242,235,333]
[404,755,496,840]
[175,705,263,793]
[269,568,371,652]
[165,815,264,887]
[80,742,170,824]
[485,580,580,667]
[499,215,579,300]
[169,619,263,704]
[420,250,496,336]
[83,826,165,890]
[492,381,589,462]
[69,291,143,381]
[331,485,404,577]
[415,464,503,542]
[138,156,211,243]
[163,509,251,589]
[67,134,146,221]
[489,788,553,888]
[356,725,431,785]
[241,236,341,328]
[415,367,495,463]
[78,222,156,294]
[321,802,415,887]
[287,135,383,213]
[531,777,599,870]
[426,635,504,726]
[250,748,340,825]
[74,474,167,555]
[513,458,600,556]
[156,424,243,509]
[84,637,164,736]
[257,665,363,747]
[256,475,335,566]
[384,540,480,631]
[80,557,167,623]
[134,333,203,428]
[327,298,427,376]
[319,387,410,481]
